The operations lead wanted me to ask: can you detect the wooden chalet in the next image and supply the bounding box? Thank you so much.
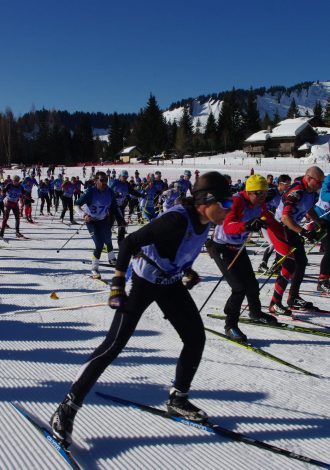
[243,117,318,158]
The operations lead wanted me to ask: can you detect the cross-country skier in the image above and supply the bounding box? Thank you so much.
[50,171,232,447]
[309,172,330,294]
[0,175,25,239]
[267,166,325,314]
[206,174,279,342]
[74,171,125,277]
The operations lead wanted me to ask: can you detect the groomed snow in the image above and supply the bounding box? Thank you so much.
[0,152,330,469]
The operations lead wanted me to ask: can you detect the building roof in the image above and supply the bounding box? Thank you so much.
[245,117,315,143]
[270,117,311,138]
[119,146,138,154]
[245,130,272,143]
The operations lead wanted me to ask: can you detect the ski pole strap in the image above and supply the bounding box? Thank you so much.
[137,251,177,279]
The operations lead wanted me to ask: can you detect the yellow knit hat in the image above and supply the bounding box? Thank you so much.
[245,175,268,192]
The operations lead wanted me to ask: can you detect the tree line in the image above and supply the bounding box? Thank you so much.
[0,90,329,166]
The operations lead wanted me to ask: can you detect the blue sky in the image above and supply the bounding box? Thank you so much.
[0,0,329,117]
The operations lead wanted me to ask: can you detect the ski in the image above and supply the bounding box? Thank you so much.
[204,327,321,378]
[207,313,330,338]
[299,290,330,299]
[95,392,329,469]
[83,260,115,269]
[11,403,81,469]
[2,301,108,316]
[0,237,12,247]
[86,275,110,286]
[290,307,330,315]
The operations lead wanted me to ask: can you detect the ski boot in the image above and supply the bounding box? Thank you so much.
[249,311,278,325]
[257,261,268,273]
[167,388,208,422]
[16,232,26,239]
[287,295,313,310]
[108,250,117,267]
[91,257,101,279]
[225,326,247,343]
[50,393,81,447]
[269,302,292,316]
[317,279,330,295]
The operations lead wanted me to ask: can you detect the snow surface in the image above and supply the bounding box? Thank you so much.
[1,152,330,469]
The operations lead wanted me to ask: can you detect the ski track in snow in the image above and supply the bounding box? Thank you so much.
[0,157,330,469]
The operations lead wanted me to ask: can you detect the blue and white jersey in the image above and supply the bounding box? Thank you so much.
[22,177,38,193]
[38,184,49,196]
[153,179,166,193]
[315,174,330,222]
[54,178,63,190]
[179,179,192,195]
[140,185,158,210]
[62,182,75,198]
[275,179,317,224]
[214,193,262,246]
[109,179,129,206]
[4,183,23,203]
[76,186,115,221]
[266,188,281,213]
[162,188,181,211]
[132,205,210,285]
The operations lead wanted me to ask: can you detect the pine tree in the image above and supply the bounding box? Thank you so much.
[134,94,167,157]
[108,112,124,160]
[286,98,300,118]
[313,101,323,120]
[217,89,244,152]
[0,108,19,165]
[72,116,94,163]
[323,97,330,124]
[245,88,260,135]
[261,112,272,130]
[175,105,193,156]
[272,109,281,125]
[204,111,218,151]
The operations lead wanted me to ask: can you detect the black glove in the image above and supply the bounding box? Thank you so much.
[245,218,266,232]
[316,219,327,234]
[300,228,319,243]
[109,276,128,309]
[182,268,200,290]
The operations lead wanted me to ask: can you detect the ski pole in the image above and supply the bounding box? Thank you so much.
[56,221,86,253]
[34,197,40,218]
[240,247,296,316]
[257,246,297,293]
[305,230,327,255]
[227,244,246,271]
[50,289,109,300]
[228,217,267,270]
[198,277,224,314]
[2,301,108,317]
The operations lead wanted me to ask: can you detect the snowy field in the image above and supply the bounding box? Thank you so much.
[0,152,330,469]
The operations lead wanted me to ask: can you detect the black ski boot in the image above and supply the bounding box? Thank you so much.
[167,388,208,422]
[50,393,81,447]
[258,261,268,273]
[225,326,247,343]
[287,295,313,310]
[317,279,330,295]
[249,311,278,325]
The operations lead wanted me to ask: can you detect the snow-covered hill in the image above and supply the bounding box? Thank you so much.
[163,81,330,131]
